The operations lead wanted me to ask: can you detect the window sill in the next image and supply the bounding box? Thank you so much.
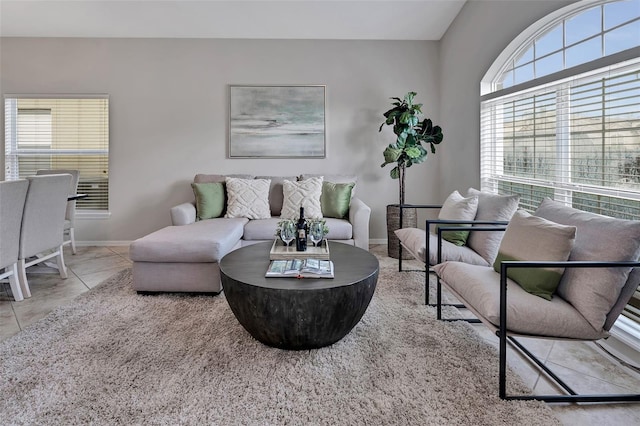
[77,211,111,220]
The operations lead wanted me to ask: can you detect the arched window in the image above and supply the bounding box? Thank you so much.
[489,0,640,92]
[480,0,640,338]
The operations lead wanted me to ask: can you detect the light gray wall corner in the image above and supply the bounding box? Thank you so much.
[1,38,440,242]
[437,0,579,201]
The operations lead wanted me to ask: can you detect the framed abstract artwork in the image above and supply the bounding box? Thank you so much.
[229,85,326,158]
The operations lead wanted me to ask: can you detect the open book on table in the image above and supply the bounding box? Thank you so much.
[265,258,334,279]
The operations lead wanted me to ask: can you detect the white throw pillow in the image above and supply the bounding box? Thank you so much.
[224,177,271,219]
[280,177,324,219]
[465,188,520,263]
[436,190,479,246]
[494,210,576,300]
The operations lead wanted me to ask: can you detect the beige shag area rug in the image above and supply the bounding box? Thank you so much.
[0,247,560,425]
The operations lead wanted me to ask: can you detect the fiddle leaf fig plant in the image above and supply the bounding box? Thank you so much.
[379,91,443,205]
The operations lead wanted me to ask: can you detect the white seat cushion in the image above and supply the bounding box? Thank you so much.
[434,261,607,340]
[130,218,247,263]
[395,227,489,266]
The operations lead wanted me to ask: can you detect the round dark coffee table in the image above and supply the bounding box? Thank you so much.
[219,242,379,350]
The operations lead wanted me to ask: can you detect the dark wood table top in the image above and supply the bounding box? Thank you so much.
[219,241,379,291]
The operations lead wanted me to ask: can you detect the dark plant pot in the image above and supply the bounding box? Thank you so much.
[386,204,417,259]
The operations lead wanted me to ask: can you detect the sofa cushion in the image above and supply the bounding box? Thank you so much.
[225,177,271,219]
[191,182,225,220]
[437,190,479,246]
[466,188,520,264]
[130,218,247,263]
[434,262,607,340]
[281,177,324,219]
[242,217,281,240]
[394,227,488,266]
[321,181,355,219]
[494,210,576,300]
[534,198,640,330]
[323,218,353,240]
[256,175,298,216]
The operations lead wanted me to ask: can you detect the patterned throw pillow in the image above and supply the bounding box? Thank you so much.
[224,177,271,219]
[280,177,323,219]
[493,210,576,300]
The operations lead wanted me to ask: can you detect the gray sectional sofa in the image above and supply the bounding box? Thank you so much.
[129,174,371,293]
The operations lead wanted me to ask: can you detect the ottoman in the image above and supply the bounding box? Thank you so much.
[129,218,247,293]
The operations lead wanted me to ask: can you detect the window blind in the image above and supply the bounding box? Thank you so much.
[481,59,640,327]
[4,96,109,211]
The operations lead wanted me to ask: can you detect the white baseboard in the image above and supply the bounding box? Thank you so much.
[369,239,387,245]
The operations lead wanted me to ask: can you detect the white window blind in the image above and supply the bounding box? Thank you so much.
[4,96,109,211]
[481,58,640,325]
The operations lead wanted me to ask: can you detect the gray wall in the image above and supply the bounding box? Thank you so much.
[0,38,440,242]
[438,0,578,199]
[0,0,581,243]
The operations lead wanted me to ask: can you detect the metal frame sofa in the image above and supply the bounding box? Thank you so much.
[434,198,640,403]
[394,188,520,304]
[129,174,371,293]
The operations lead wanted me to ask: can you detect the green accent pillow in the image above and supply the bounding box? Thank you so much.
[191,182,225,220]
[321,181,355,219]
[493,210,576,300]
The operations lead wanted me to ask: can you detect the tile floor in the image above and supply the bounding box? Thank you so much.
[1,245,639,425]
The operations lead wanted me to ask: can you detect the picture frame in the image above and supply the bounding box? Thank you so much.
[229,85,326,158]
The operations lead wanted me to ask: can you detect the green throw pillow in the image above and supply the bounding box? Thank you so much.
[493,210,576,300]
[191,182,225,220]
[321,181,355,219]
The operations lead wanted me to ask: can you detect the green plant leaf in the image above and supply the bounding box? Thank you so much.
[405,146,422,159]
[390,166,400,179]
[397,132,408,146]
[412,146,428,163]
[404,92,416,104]
[399,111,411,124]
[383,146,402,163]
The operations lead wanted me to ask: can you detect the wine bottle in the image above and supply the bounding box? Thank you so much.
[296,207,307,251]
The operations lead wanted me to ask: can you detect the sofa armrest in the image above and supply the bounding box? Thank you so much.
[349,197,371,251]
[170,202,197,226]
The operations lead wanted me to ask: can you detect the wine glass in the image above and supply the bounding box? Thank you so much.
[309,221,324,247]
[280,221,295,247]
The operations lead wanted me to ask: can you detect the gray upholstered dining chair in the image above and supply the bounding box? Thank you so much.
[36,169,80,254]
[17,174,72,298]
[0,179,30,301]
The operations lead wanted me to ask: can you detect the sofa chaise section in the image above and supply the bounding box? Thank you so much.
[130,218,247,293]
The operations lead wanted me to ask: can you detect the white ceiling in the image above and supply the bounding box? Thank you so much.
[0,0,466,40]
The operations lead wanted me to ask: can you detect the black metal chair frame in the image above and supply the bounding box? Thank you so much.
[396,204,506,305]
[434,225,640,403]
